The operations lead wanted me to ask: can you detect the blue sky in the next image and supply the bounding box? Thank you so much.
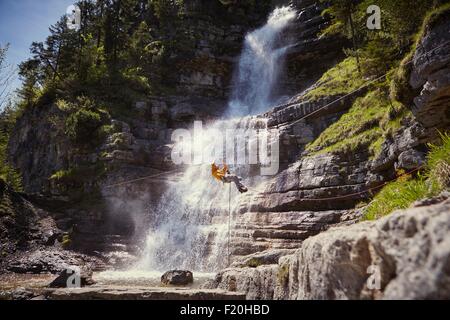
[0,0,75,94]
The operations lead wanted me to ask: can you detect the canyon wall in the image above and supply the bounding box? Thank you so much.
[206,11,450,299]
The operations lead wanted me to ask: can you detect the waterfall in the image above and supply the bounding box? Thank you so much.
[135,6,297,272]
[229,6,298,116]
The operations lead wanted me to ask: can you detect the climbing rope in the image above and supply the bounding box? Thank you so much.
[274,40,450,129]
[103,168,183,189]
[228,183,232,266]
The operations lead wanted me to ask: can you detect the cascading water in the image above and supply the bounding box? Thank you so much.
[135,6,298,273]
[229,6,298,116]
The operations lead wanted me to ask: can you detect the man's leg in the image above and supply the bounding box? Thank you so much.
[223,175,248,193]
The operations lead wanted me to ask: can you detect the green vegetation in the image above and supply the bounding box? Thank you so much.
[306,88,412,156]
[50,162,107,186]
[0,46,23,191]
[0,139,23,192]
[321,0,436,76]
[277,262,290,286]
[306,2,448,159]
[362,175,430,220]
[245,257,264,268]
[61,234,72,249]
[363,132,450,220]
[305,57,366,101]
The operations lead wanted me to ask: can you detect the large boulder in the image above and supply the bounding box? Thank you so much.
[161,270,194,286]
[48,268,95,288]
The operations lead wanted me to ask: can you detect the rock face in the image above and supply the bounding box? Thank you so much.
[0,179,57,258]
[209,194,450,300]
[227,11,450,261]
[0,179,105,275]
[283,0,347,95]
[409,10,450,138]
[161,270,194,286]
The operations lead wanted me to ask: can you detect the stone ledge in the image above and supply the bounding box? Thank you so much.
[43,286,246,300]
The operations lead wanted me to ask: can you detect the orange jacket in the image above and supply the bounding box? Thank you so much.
[211,163,228,181]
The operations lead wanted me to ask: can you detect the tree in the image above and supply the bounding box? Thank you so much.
[371,0,435,48]
[0,47,23,190]
[322,0,363,72]
[0,44,17,110]
[17,58,43,104]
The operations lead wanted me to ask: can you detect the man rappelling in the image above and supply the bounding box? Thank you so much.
[211,163,248,193]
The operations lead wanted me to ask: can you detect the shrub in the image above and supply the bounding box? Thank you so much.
[65,108,103,143]
[64,97,110,145]
[0,118,23,191]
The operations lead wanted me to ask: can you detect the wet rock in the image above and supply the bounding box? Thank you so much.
[6,249,103,275]
[0,287,37,300]
[44,286,245,300]
[161,270,194,286]
[48,268,95,288]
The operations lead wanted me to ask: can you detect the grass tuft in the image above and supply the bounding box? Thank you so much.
[304,57,366,101]
[362,132,450,220]
[306,88,411,157]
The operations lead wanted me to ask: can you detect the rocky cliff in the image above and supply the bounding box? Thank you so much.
[208,192,450,300]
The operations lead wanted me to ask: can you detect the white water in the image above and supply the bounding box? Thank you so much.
[134,6,298,273]
[229,6,297,116]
